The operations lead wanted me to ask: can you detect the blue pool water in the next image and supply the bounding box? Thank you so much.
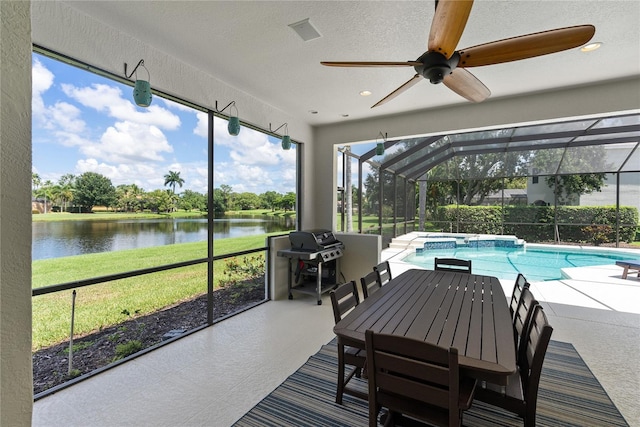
[402,246,640,281]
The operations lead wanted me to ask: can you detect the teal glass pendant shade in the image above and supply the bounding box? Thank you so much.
[281,135,292,150]
[133,80,152,107]
[376,142,385,156]
[228,116,241,136]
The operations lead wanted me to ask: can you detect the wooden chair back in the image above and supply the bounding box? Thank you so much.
[360,271,381,299]
[434,258,472,274]
[330,280,360,324]
[365,330,476,427]
[474,305,552,426]
[373,261,392,286]
[510,273,530,319]
[513,287,539,362]
[519,305,554,423]
[330,281,366,404]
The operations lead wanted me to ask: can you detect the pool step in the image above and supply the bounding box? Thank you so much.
[389,236,428,250]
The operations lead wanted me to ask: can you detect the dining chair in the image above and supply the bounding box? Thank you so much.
[365,330,477,427]
[373,261,392,286]
[329,281,367,404]
[513,287,539,362]
[475,305,553,427]
[434,257,472,274]
[360,270,381,299]
[510,273,531,320]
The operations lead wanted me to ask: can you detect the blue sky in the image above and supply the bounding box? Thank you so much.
[32,53,297,195]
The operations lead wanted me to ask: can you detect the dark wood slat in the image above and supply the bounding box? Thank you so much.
[424,273,463,345]
[481,278,498,364]
[452,275,475,353]
[394,276,440,335]
[438,274,468,347]
[406,274,451,340]
[466,276,484,359]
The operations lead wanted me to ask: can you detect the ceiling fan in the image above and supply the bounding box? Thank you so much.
[321,0,595,107]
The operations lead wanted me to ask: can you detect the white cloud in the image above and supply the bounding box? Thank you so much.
[49,102,85,133]
[61,83,181,130]
[194,112,208,138]
[80,121,173,163]
[32,58,54,122]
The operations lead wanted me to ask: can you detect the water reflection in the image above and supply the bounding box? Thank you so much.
[33,215,294,260]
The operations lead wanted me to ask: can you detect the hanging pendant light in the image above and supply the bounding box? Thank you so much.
[270,123,291,150]
[216,101,241,136]
[376,131,387,156]
[125,59,152,107]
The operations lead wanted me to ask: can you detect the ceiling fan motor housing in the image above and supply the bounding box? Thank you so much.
[415,51,460,84]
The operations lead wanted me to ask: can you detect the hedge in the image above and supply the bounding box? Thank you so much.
[431,205,638,244]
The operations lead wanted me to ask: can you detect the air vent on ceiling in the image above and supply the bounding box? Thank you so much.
[288,18,322,42]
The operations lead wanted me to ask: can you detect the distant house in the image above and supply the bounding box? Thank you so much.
[31,198,52,214]
[527,143,640,212]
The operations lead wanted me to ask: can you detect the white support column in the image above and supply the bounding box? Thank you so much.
[0,1,34,424]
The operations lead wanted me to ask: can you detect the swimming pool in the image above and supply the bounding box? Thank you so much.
[402,245,640,281]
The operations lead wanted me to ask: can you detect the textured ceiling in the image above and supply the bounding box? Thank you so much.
[63,1,639,126]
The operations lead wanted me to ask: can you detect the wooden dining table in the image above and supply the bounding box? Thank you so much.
[333,268,517,385]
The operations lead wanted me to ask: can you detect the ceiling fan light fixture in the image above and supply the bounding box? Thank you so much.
[580,42,602,52]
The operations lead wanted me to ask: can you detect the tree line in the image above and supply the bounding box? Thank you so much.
[32,171,296,214]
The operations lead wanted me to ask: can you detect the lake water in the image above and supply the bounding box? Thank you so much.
[32,215,294,260]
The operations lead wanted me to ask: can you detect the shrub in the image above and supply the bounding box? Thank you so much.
[431,205,638,243]
[113,340,143,361]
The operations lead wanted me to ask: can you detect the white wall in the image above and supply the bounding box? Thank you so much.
[0,1,33,424]
[334,233,381,284]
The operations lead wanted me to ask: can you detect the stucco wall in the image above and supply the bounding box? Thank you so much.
[0,1,33,424]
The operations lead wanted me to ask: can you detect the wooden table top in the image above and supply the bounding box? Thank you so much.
[334,269,517,384]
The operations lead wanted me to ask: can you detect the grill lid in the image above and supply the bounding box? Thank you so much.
[289,229,342,251]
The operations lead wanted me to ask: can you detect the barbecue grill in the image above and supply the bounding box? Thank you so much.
[277,229,345,305]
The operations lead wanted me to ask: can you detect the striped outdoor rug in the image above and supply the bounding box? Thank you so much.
[234,339,628,427]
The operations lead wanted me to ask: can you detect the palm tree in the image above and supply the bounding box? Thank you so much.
[163,170,185,195]
[35,180,54,214]
[32,173,41,199]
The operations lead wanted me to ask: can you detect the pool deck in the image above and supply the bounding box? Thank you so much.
[383,232,640,425]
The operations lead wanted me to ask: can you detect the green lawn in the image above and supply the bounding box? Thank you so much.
[32,233,280,350]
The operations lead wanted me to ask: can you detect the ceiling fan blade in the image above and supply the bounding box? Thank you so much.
[443,68,490,102]
[428,0,474,59]
[371,74,422,108]
[321,61,422,67]
[458,25,595,67]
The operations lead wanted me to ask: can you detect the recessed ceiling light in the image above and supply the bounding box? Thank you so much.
[308,110,318,114]
[341,114,349,118]
[580,42,602,52]
[360,90,372,96]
